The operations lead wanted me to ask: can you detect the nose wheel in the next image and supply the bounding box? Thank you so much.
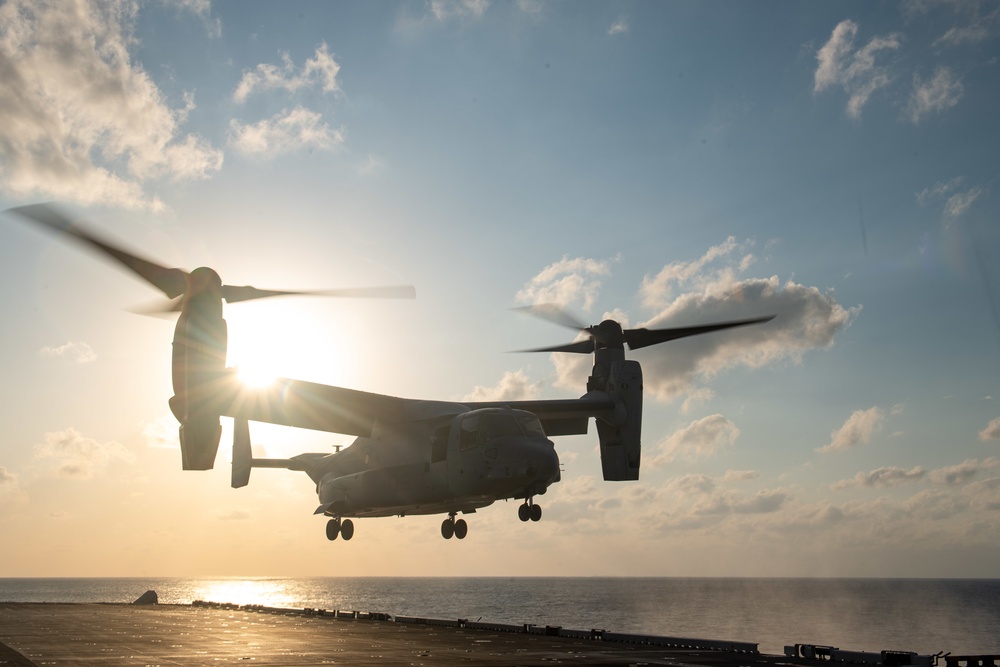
[326,518,354,541]
[518,499,542,522]
[441,513,468,540]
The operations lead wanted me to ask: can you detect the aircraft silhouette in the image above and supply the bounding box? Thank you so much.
[7,204,774,541]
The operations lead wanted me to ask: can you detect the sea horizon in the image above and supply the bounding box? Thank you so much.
[2,576,998,656]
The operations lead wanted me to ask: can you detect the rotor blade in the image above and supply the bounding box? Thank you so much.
[128,296,184,317]
[516,339,596,355]
[624,315,776,350]
[6,203,189,298]
[512,303,589,331]
[221,284,416,303]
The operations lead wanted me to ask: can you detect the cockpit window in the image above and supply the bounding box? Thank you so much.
[459,415,480,451]
[478,414,523,443]
[515,413,546,437]
[459,411,540,450]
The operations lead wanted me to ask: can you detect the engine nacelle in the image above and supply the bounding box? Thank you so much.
[594,358,643,481]
[169,269,228,470]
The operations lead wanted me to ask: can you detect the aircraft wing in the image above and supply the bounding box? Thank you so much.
[463,392,617,436]
[208,371,615,439]
[211,371,408,437]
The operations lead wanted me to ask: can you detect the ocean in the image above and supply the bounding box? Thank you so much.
[1,577,997,657]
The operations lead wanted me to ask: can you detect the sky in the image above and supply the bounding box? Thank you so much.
[0,0,999,578]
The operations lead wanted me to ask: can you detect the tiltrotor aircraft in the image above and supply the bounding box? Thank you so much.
[7,204,774,541]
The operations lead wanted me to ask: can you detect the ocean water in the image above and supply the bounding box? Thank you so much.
[1,577,997,657]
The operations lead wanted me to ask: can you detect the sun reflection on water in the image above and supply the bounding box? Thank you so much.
[190,578,299,608]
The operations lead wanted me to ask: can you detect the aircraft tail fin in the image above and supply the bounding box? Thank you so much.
[231,417,252,488]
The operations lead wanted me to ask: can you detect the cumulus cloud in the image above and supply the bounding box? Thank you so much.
[608,17,629,35]
[229,107,345,158]
[651,414,740,466]
[641,237,747,309]
[0,0,223,211]
[463,369,543,402]
[980,417,1000,441]
[929,457,1000,485]
[233,43,340,103]
[545,240,856,400]
[39,341,96,364]
[516,256,614,311]
[832,465,926,489]
[640,284,855,401]
[817,407,885,453]
[34,428,134,478]
[813,19,902,119]
[907,66,963,124]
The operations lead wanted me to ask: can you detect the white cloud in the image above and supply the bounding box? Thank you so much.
[915,177,984,224]
[832,465,926,489]
[943,186,983,223]
[0,0,223,211]
[608,17,628,35]
[233,43,340,103]
[813,20,902,119]
[34,427,134,479]
[651,414,740,466]
[931,2,1000,47]
[641,237,745,309]
[428,0,489,21]
[229,107,345,158]
[721,469,759,483]
[907,66,963,124]
[639,276,857,401]
[916,176,964,206]
[817,407,885,453]
[162,0,221,37]
[516,256,614,311]
[548,241,856,401]
[681,387,715,414]
[463,370,543,402]
[39,341,96,364]
[980,417,1000,441]
[929,457,1000,485]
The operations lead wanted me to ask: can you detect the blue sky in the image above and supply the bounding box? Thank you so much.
[1,0,998,577]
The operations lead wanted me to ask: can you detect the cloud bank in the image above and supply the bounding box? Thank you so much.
[0,0,222,210]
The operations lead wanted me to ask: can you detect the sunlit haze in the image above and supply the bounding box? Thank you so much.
[1,0,998,578]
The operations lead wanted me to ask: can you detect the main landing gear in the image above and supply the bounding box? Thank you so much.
[518,499,542,522]
[326,518,354,541]
[441,513,468,540]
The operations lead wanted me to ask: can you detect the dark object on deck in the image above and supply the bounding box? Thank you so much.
[133,590,158,605]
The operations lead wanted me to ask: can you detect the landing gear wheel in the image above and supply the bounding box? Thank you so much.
[529,504,542,522]
[326,519,340,541]
[454,518,468,540]
[518,503,530,522]
[441,518,455,539]
[340,519,355,541]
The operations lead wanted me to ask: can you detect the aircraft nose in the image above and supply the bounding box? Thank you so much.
[528,438,560,481]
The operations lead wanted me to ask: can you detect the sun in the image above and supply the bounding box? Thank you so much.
[224,301,348,388]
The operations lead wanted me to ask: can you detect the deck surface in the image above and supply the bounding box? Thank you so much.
[0,602,811,667]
